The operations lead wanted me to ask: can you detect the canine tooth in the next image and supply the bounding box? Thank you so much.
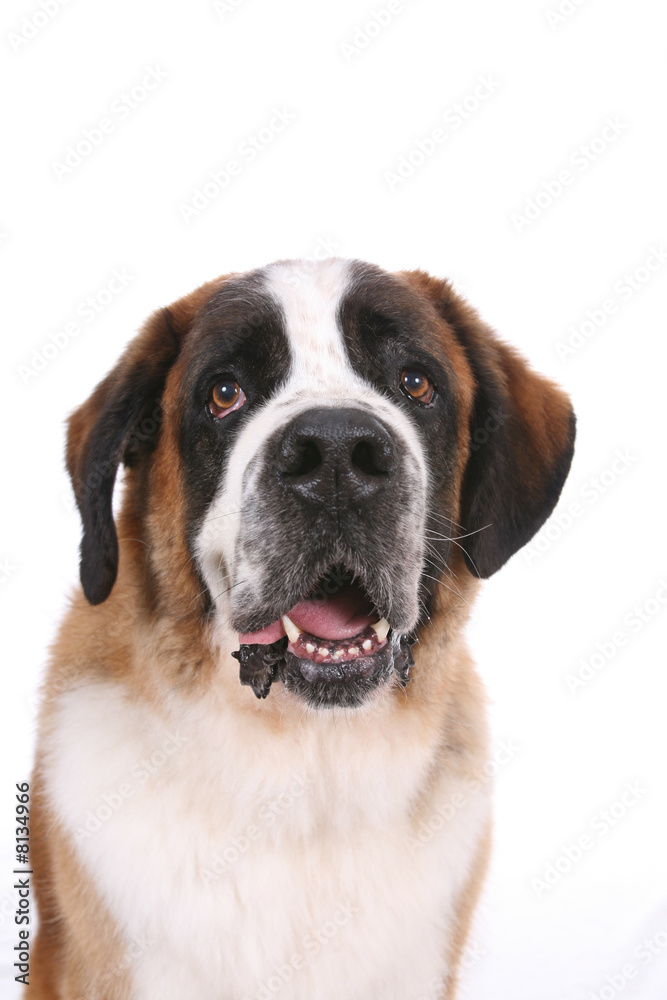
[362,639,372,651]
[370,618,390,643]
[281,615,302,644]
[318,647,330,657]
[305,642,315,654]
[348,647,359,656]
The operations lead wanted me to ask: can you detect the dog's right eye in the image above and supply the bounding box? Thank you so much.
[208,379,246,418]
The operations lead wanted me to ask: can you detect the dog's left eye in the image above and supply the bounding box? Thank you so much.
[208,379,246,418]
[400,369,435,405]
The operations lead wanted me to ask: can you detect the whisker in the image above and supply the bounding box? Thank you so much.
[420,572,470,607]
[422,555,466,604]
[171,576,248,623]
[175,550,199,586]
[207,508,247,522]
[425,523,492,544]
[446,535,485,579]
[117,537,152,548]
[428,510,465,531]
[210,577,249,605]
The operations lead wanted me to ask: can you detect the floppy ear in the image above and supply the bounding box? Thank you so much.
[66,306,184,605]
[437,281,576,578]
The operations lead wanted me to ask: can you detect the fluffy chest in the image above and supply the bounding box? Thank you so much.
[44,681,489,999]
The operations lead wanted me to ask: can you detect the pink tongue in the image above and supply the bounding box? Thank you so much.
[239,585,376,645]
[289,586,375,639]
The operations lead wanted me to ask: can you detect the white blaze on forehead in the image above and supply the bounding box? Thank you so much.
[195,257,429,619]
[264,257,356,391]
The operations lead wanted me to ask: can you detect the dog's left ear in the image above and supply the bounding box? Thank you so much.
[66,305,187,605]
[425,277,576,578]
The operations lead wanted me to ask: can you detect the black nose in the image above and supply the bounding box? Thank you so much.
[276,407,396,505]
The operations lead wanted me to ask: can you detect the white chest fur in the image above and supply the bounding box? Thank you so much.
[44,681,489,1000]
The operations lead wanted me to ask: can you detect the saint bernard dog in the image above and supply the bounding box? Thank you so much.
[30,258,575,999]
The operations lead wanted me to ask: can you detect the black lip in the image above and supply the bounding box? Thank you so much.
[280,645,394,708]
[232,634,415,709]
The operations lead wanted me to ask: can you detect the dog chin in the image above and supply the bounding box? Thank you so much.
[280,642,397,708]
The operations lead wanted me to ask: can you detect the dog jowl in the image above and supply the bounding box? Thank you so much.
[68,258,575,710]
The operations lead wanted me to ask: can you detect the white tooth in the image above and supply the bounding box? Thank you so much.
[318,646,330,657]
[370,618,390,643]
[305,642,315,654]
[333,649,345,659]
[348,647,359,656]
[281,615,302,644]
[362,639,372,651]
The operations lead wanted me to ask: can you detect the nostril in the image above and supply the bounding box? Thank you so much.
[351,440,389,477]
[277,410,395,497]
[281,438,322,478]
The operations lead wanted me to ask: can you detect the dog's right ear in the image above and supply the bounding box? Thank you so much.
[66,305,186,606]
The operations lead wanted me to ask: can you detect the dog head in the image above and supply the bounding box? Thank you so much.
[66,259,575,708]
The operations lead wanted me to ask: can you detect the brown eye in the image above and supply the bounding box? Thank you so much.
[400,369,434,405]
[209,379,246,418]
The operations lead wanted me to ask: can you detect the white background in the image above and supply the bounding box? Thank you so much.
[1,0,666,997]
